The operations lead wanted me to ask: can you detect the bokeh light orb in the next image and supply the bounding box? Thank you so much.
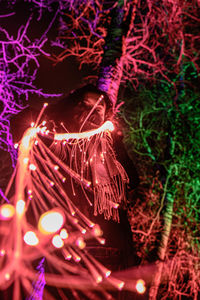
[0,204,15,220]
[38,209,65,235]
[24,231,39,246]
[52,234,64,248]
[60,228,68,239]
[136,279,146,294]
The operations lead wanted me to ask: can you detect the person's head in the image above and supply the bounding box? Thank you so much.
[48,84,113,132]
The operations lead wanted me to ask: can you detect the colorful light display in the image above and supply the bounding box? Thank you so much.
[0,115,127,299]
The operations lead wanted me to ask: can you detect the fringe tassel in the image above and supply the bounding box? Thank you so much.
[93,174,127,222]
[44,131,129,222]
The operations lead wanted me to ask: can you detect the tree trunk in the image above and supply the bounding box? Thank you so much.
[149,187,174,299]
[97,0,136,109]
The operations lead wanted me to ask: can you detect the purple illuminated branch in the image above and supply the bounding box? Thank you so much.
[0,14,61,169]
[28,258,46,300]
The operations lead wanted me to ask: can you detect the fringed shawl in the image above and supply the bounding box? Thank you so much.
[49,126,129,222]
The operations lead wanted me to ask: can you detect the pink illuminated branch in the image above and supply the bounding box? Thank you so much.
[0,11,61,167]
[52,0,199,92]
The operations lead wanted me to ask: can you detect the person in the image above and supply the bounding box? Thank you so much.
[43,84,139,299]
[6,84,139,299]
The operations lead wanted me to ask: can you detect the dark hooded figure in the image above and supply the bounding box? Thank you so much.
[4,84,140,300]
[43,84,138,265]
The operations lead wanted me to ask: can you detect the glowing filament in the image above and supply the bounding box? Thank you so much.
[136,279,146,294]
[0,204,15,220]
[38,209,65,235]
[24,231,39,246]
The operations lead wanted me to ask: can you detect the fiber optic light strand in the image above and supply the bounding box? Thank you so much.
[54,121,114,141]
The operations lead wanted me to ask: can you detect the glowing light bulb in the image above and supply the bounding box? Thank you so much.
[52,234,64,248]
[54,165,59,170]
[14,143,19,149]
[60,228,68,239]
[0,204,15,220]
[38,209,65,235]
[44,103,48,107]
[31,122,35,127]
[16,200,25,216]
[136,279,146,294]
[24,231,39,246]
